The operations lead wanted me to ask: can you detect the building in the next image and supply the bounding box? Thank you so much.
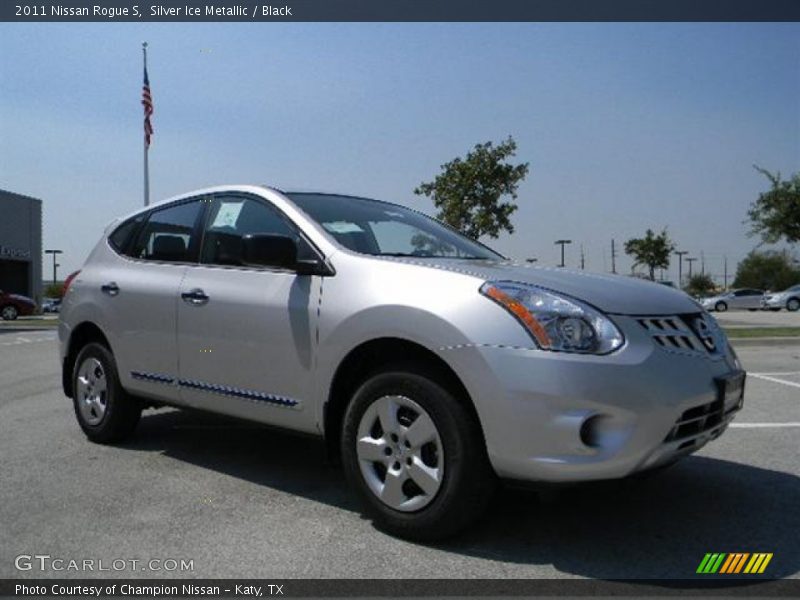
[0,189,42,303]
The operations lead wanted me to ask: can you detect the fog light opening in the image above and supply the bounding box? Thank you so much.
[579,415,603,448]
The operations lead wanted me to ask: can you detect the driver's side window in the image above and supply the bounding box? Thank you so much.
[201,195,310,267]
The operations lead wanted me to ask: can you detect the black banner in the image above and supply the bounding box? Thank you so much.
[2,579,799,597]
[3,0,800,22]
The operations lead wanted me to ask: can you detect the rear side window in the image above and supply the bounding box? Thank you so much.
[131,200,204,263]
[108,215,144,255]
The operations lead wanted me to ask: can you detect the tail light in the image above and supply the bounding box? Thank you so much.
[63,270,81,296]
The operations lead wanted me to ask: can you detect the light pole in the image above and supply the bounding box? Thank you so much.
[674,250,688,288]
[686,257,698,280]
[44,249,63,286]
[554,239,572,268]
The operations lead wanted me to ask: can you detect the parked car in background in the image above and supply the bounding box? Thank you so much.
[701,289,764,312]
[761,284,800,312]
[0,289,36,320]
[58,185,746,540]
[42,297,62,313]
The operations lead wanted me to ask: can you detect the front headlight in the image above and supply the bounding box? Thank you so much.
[480,281,624,354]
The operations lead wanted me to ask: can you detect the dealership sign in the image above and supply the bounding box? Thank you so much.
[0,245,31,260]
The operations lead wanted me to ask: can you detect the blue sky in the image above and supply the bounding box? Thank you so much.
[1,23,798,280]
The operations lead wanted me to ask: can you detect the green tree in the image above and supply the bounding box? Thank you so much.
[414,136,529,240]
[623,228,675,281]
[733,250,800,291]
[747,167,800,244]
[685,273,716,297]
[44,283,65,298]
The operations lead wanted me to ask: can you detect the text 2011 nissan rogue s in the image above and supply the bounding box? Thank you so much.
[59,185,745,539]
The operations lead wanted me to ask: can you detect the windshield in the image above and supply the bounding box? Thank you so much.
[286,193,504,260]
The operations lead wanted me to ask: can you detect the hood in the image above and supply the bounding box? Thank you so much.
[392,258,701,315]
[9,294,35,305]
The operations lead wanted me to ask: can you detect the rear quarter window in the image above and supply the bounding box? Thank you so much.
[108,215,145,255]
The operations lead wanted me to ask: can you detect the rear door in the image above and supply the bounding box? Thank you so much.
[732,289,762,309]
[175,192,321,433]
[103,198,206,402]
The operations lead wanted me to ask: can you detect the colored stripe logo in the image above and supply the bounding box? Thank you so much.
[697,553,773,574]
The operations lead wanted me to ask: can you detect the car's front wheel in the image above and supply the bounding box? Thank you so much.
[72,342,141,443]
[341,367,495,540]
[715,301,728,312]
[787,298,800,312]
[1,305,18,320]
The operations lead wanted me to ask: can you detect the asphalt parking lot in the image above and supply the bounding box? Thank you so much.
[1,329,798,580]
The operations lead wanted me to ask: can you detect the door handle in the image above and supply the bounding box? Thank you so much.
[101,282,120,296]
[181,288,209,306]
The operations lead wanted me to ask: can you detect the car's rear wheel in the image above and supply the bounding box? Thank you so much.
[715,301,728,312]
[72,342,141,443]
[341,367,495,540]
[787,298,800,312]
[1,305,18,320]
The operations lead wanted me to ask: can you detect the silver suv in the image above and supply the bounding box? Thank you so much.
[59,185,745,539]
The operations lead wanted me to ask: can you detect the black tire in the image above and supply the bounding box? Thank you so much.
[72,342,141,443]
[715,301,728,312]
[787,298,800,312]
[1,305,18,320]
[341,366,496,541]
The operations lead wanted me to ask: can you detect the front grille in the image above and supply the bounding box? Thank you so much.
[637,313,722,357]
[664,398,726,443]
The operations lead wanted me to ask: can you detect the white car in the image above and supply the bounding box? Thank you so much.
[701,289,764,312]
[761,285,800,312]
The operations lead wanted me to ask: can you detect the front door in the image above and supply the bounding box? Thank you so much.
[176,193,321,433]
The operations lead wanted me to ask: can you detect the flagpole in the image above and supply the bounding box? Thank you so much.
[142,41,150,207]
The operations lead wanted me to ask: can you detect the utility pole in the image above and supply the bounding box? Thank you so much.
[44,249,63,286]
[580,245,585,270]
[611,239,617,274]
[723,255,728,290]
[686,257,698,279]
[554,239,572,268]
[674,250,688,288]
[701,251,705,276]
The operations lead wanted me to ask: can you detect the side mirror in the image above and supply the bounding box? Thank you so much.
[241,234,332,276]
[242,234,298,269]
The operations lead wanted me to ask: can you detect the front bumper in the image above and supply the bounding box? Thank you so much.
[761,296,784,309]
[440,315,743,482]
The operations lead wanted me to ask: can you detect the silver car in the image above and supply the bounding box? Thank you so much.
[762,285,800,312]
[701,289,764,312]
[59,185,745,539]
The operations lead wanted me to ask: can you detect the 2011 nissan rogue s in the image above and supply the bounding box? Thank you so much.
[59,185,745,539]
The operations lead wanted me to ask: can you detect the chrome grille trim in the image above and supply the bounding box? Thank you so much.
[637,313,723,358]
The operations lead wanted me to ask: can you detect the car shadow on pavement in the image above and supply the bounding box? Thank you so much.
[124,408,356,512]
[127,408,799,582]
[447,456,800,582]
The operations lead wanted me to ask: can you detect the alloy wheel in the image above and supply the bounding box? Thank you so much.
[355,394,444,512]
[76,357,108,425]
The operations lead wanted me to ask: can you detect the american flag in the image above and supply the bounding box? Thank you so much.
[142,66,154,147]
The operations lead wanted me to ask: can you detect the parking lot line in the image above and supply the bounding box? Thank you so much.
[750,373,800,389]
[730,422,800,428]
[753,371,800,376]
